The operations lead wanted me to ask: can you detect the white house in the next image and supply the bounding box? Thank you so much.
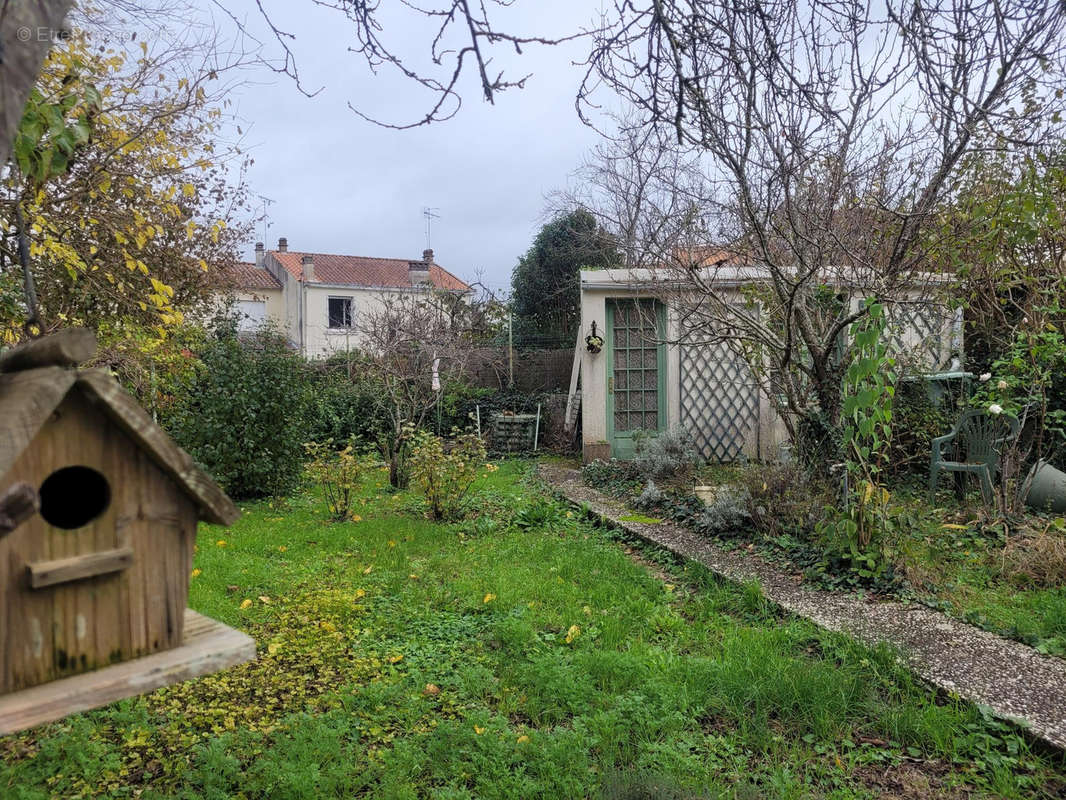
[217,238,472,357]
[574,266,962,464]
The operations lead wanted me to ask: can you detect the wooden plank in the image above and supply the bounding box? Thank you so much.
[0,482,39,535]
[0,366,76,484]
[27,548,134,589]
[0,610,256,735]
[76,370,238,525]
[0,329,96,373]
[0,0,75,167]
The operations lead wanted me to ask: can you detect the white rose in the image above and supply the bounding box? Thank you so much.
[997,380,1008,390]
[979,372,992,382]
[989,403,1004,415]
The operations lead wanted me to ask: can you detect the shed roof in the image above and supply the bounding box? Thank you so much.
[0,359,237,526]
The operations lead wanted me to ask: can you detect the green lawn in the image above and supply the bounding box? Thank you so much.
[2,461,1064,799]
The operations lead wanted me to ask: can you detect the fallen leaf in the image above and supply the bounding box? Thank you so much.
[474,725,485,735]
[226,585,239,593]
[278,545,288,552]
[517,735,530,744]
[565,624,581,644]
[258,595,271,604]
[423,683,440,696]
[388,654,404,663]
[409,574,419,580]
[363,566,373,575]
[216,540,226,548]
[239,599,252,609]
[483,593,496,604]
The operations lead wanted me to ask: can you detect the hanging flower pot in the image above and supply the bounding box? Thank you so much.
[585,321,603,354]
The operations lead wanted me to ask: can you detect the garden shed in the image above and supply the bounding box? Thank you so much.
[0,330,255,734]
[573,267,962,464]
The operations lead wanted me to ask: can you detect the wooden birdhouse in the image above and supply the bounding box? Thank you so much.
[0,330,255,734]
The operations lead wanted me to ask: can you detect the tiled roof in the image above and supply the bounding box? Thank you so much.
[269,251,471,292]
[218,262,283,290]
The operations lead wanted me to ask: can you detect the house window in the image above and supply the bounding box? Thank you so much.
[328,297,354,329]
[235,299,266,331]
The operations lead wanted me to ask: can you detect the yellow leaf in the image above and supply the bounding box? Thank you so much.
[474,725,485,735]
[216,540,226,547]
[258,595,271,604]
[362,565,372,575]
[409,574,419,580]
[239,599,252,609]
[664,584,675,592]
[564,624,581,644]
[388,654,403,663]
[941,523,968,530]
[517,735,530,744]
[483,593,496,604]
[278,545,288,552]
[182,182,196,198]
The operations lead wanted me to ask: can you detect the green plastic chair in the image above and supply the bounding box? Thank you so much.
[928,409,1020,504]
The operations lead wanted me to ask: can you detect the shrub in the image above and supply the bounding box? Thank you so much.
[632,426,699,482]
[171,323,311,499]
[634,480,663,510]
[303,439,367,521]
[581,458,641,497]
[305,357,387,446]
[513,496,569,531]
[740,462,824,539]
[409,430,488,521]
[696,485,752,534]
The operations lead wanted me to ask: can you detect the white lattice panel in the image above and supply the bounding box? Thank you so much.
[680,340,759,463]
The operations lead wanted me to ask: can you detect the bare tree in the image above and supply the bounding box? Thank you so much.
[358,288,479,487]
[570,1,1066,453]
[548,114,708,268]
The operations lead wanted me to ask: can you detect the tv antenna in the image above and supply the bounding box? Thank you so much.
[257,195,276,244]
[423,206,440,250]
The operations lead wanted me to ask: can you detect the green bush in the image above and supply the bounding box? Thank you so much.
[171,322,311,499]
[408,429,489,521]
[305,356,387,446]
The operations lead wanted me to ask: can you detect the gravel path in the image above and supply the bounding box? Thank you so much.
[538,463,1066,751]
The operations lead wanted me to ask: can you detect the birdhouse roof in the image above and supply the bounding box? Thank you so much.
[0,364,238,526]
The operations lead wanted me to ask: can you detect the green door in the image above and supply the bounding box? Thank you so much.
[606,299,666,459]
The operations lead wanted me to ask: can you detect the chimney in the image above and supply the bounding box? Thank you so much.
[255,242,265,268]
[301,253,314,282]
[408,256,431,287]
[422,248,434,263]
[278,237,288,252]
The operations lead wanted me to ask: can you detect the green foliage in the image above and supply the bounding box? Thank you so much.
[13,50,101,186]
[511,209,620,341]
[0,463,1060,798]
[971,307,1066,468]
[303,440,368,522]
[409,430,490,521]
[305,356,388,446]
[819,300,899,582]
[885,380,954,479]
[171,322,311,499]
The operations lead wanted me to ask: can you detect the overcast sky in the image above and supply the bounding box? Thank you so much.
[193,0,607,294]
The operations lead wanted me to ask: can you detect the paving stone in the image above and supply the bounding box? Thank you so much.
[538,464,1066,751]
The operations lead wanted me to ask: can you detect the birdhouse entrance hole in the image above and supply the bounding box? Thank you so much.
[38,466,111,530]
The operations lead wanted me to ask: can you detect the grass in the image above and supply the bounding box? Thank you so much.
[2,460,1064,798]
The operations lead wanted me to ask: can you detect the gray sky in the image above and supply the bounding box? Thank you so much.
[203,0,605,294]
